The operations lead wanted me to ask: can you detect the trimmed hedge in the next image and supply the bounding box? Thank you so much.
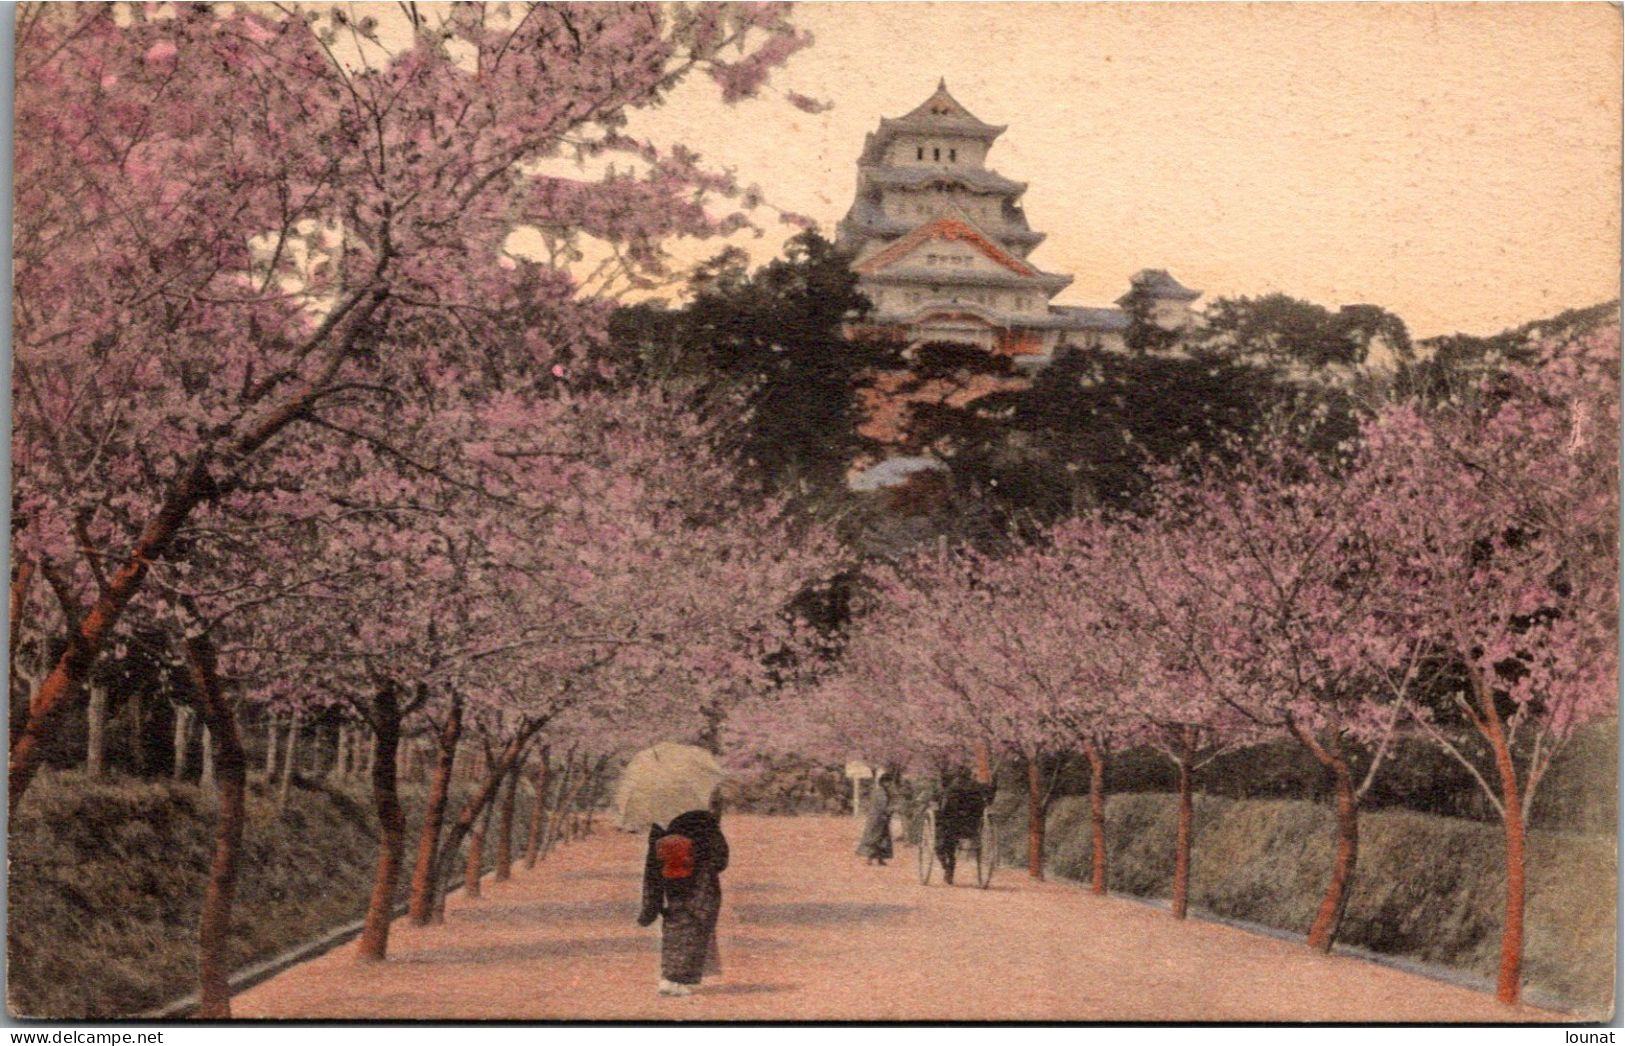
[994,790,1616,1016]
[7,769,532,1019]
[1033,719,1618,832]
[729,756,850,815]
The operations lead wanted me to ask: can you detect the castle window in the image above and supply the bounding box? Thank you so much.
[916,146,924,161]
[933,147,940,161]
[949,148,957,162]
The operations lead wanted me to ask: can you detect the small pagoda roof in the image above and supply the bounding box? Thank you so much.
[1116,269,1201,304]
[860,80,1006,162]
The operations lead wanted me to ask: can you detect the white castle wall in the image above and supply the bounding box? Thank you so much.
[885,135,990,168]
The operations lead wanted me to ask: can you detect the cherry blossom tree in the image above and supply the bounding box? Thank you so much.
[795,543,1118,879]
[1043,516,1191,897]
[13,5,827,1014]
[1357,330,1619,1004]
[386,386,841,920]
[11,0,813,811]
[1061,512,1256,919]
[1116,437,1415,946]
[945,544,1140,882]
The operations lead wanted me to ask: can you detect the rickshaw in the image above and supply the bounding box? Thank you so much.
[915,804,998,888]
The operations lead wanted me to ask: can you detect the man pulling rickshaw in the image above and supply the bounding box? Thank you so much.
[916,767,998,887]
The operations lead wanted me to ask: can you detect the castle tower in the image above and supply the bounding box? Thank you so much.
[840,83,1203,489]
[837,80,1128,367]
[1118,268,1202,332]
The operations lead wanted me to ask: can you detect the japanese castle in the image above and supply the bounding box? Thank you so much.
[836,80,1199,369]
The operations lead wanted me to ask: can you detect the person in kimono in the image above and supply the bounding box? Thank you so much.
[855,773,896,865]
[637,808,729,996]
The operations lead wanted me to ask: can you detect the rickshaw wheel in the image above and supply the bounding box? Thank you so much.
[975,812,997,889]
[917,810,936,885]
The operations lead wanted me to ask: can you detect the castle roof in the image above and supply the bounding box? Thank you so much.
[862,165,1027,197]
[837,197,1045,252]
[859,80,1006,163]
[1116,269,1201,304]
[855,216,1041,278]
[864,266,1073,293]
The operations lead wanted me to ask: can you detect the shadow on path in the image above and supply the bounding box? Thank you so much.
[716,935,796,953]
[557,869,641,882]
[701,982,799,997]
[452,900,635,924]
[735,902,912,926]
[398,937,654,965]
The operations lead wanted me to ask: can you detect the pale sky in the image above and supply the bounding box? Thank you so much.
[626,2,1622,339]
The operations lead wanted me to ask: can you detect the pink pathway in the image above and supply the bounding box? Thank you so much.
[233,815,1559,1021]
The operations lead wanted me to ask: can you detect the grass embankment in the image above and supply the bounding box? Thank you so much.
[994,792,1616,1016]
[7,769,552,1019]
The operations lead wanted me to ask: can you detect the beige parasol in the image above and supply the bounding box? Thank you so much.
[614,742,725,830]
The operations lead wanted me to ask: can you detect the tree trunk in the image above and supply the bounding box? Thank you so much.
[277,713,299,809]
[263,717,279,779]
[184,630,245,1020]
[494,756,521,882]
[408,697,462,925]
[127,690,147,776]
[973,739,992,784]
[542,754,578,857]
[581,757,608,835]
[7,292,394,812]
[1494,760,1528,1006]
[556,764,590,845]
[200,724,215,794]
[1084,741,1108,896]
[1288,719,1359,953]
[8,561,34,701]
[1172,756,1193,920]
[465,794,496,899]
[1469,669,1527,1005]
[85,684,108,779]
[1026,756,1044,880]
[8,457,232,811]
[357,687,404,961]
[523,750,550,870]
[172,706,192,780]
[429,727,540,923]
[316,725,333,779]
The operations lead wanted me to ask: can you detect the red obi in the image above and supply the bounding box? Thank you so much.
[655,833,695,880]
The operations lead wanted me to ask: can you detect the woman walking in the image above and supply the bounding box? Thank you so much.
[637,808,729,997]
[855,773,896,865]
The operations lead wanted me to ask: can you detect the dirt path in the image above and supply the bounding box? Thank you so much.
[233,815,1559,1021]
